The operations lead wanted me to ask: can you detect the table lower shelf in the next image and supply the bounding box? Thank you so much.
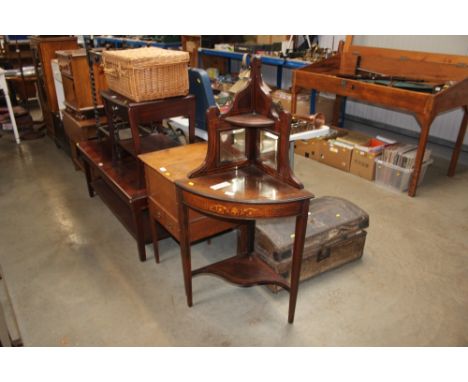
[192,253,290,291]
[118,133,180,158]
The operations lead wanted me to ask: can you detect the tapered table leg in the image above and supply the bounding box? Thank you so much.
[408,114,434,197]
[288,200,310,324]
[448,106,468,177]
[131,201,147,262]
[177,189,193,307]
[150,217,160,264]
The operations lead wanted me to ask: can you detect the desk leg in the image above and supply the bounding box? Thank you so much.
[408,115,434,197]
[150,217,160,264]
[448,106,468,177]
[291,87,299,115]
[288,200,310,324]
[177,190,193,307]
[131,201,147,262]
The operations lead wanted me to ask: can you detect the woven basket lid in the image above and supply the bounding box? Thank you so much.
[103,47,189,65]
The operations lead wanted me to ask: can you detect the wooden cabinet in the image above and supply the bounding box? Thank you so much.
[62,109,104,170]
[30,36,78,136]
[56,48,107,114]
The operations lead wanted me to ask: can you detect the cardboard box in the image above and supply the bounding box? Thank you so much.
[336,130,371,147]
[294,139,321,160]
[350,138,386,181]
[255,35,289,44]
[294,127,349,161]
[271,90,310,116]
[315,93,335,123]
[318,140,354,172]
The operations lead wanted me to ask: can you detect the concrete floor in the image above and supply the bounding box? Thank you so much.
[0,131,467,346]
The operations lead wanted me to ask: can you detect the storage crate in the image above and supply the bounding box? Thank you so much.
[102,47,189,102]
[374,158,433,192]
[255,196,369,293]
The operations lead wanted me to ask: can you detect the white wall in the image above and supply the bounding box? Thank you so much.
[346,36,468,144]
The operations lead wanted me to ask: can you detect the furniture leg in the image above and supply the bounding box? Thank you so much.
[188,100,196,144]
[288,200,310,324]
[150,216,160,264]
[408,114,434,197]
[128,109,145,188]
[448,106,468,177]
[82,159,95,197]
[177,189,193,307]
[131,201,147,262]
[236,221,254,256]
[291,86,299,115]
[332,95,346,127]
[103,99,117,165]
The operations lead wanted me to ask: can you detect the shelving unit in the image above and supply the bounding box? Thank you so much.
[94,36,181,50]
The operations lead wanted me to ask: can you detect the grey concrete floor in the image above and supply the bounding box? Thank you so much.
[0,131,467,346]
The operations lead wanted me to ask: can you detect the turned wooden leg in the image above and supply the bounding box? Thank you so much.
[177,189,193,307]
[408,114,434,197]
[150,217,160,264]
[448,106,468,177]
[131,202,147,262]
[288,200,310,324]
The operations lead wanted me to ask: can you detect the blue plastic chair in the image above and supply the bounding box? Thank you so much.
[188,68,216,132]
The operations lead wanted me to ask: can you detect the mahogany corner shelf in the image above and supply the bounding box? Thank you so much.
[175,56,314,324]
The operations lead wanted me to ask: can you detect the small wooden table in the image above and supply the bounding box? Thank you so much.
[176,166,312,323]
[101,90,196,186]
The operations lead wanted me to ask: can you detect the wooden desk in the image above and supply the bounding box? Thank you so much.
[291,46,468,197]
[77,140,168,262]
[176,165,312,323]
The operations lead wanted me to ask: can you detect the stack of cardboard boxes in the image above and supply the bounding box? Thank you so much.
[295,129,387,181]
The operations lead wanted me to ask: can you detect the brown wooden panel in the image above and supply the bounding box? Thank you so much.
[294,71,431,114]
[346,45,468,66]
[434,77,468,114]
[30,37,79,113]
[356,54,468,82]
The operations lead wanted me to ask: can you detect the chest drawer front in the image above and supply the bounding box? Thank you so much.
[149,200,179,238]
[145,166,178,218]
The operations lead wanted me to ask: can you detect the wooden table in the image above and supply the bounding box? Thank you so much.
[176,165,312,323]
[291,44,468,197]
[101,90,196,187]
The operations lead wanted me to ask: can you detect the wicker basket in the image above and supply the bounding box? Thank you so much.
[102,47,189,102]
